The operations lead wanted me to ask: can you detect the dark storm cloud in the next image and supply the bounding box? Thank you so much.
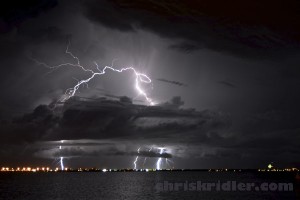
[218,80,236,88]
[7,96,229,142]
[169,43,200,54]
[5,95,299,166]
[48,147,113,158]
[109,149,172,158]
[46,141,115,147]
[36,145,173,159]
[0,95,229,161]
[156,78,188,87]
[0,0,299,169]
[0,21,71,119]
[1,96,299,167]
[0,0,58,33]
[81,0,300,58]
[205,128,300,167]
[21,26,71,44]
[0,105,59,145]
[102,93,145,103]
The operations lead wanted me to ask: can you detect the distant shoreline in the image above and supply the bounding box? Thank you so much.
[0,168,299,173]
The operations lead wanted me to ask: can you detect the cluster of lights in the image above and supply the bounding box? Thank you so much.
[258,168,299,172]
[96,168,171,172]
[1,167,51,172]
[258,163,299,172]
[0,167,69,172]
[1,167,298,172]
[209,169,242,172]
[0,167,174,172]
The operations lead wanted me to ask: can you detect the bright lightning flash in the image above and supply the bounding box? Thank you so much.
[32,42,155,105]
[133,147,140,170]
[156,148,165,170]
[59,140,64,170]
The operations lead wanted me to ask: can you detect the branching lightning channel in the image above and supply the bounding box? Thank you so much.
[133,147,140,170]
[32,42,155,105]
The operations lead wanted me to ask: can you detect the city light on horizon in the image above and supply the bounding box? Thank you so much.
[0,166,298,173]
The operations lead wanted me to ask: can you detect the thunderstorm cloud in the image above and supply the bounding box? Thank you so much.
[0,0,299,168]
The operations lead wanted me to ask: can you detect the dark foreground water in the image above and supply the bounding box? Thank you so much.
[0,172,298,200]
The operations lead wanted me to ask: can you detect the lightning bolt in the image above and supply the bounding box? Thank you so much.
[156,148,165,170]
[59,140,64,171]
[32,41,155,105]
[60,157,64,171]
[133,147,140,170]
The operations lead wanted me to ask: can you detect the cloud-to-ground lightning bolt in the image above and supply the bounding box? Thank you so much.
[133,147,140,170]
[156,148,165,170]
[59,140,64,170]
[32,42,155,105]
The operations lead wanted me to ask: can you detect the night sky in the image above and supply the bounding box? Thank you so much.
[0,0,300,169]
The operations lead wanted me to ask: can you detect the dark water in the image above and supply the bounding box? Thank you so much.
[0,172,298,200]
